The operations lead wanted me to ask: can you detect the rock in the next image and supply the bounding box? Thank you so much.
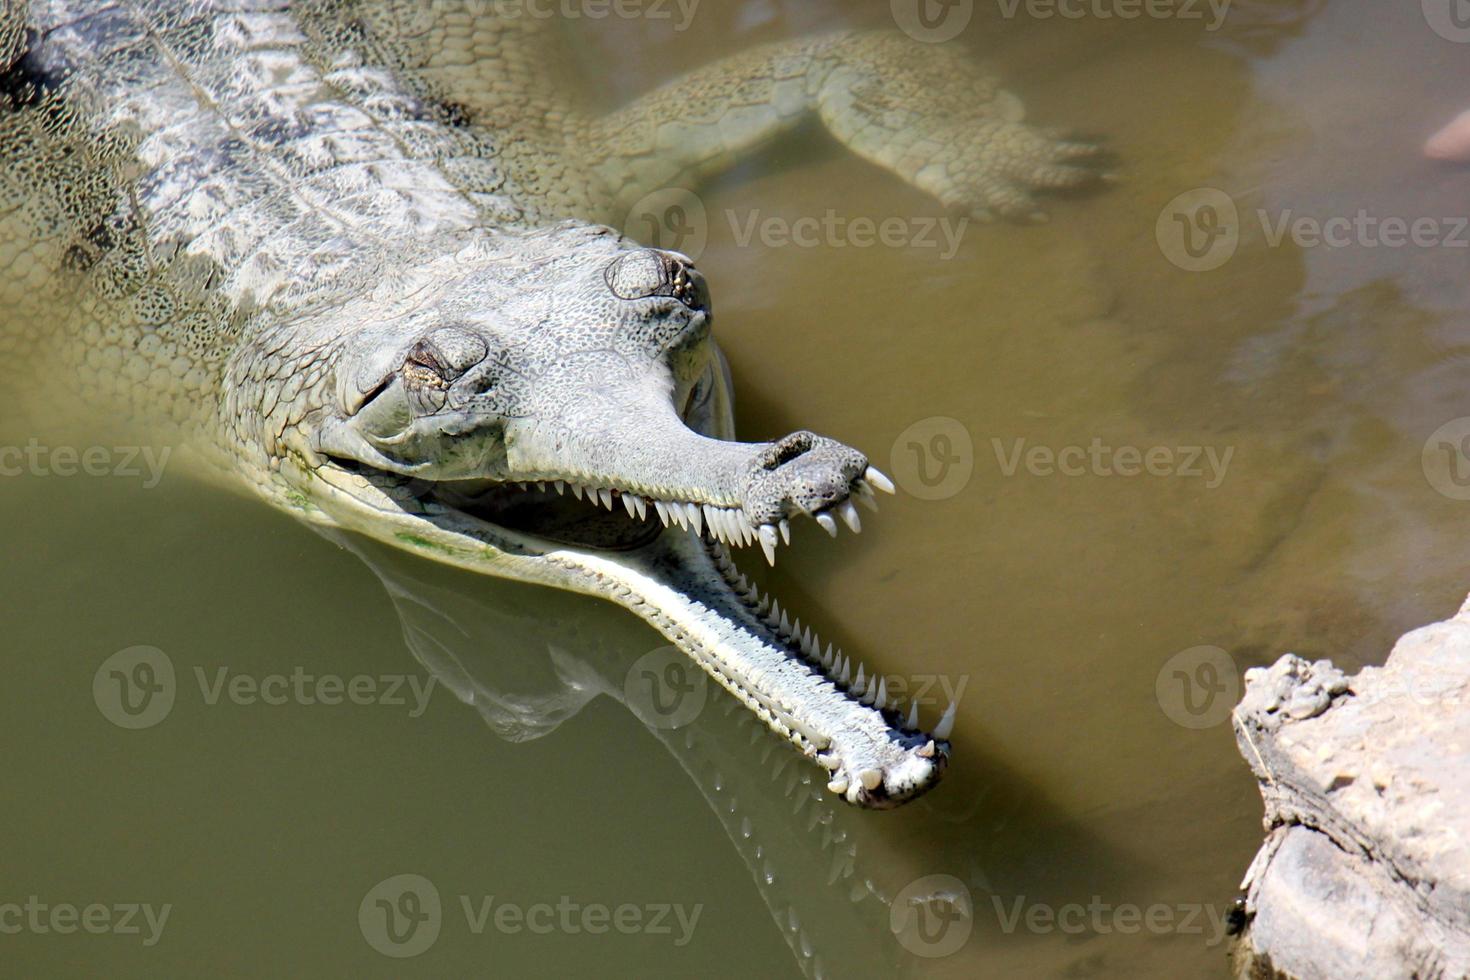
[1231,596,1470,979]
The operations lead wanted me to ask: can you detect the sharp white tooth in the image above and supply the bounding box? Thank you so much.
[599,488,613,510]
[906,700,920,730]
[865,466,896,494]
[874,677,888,710]
[779,518,791,545]
[838,657,850,684]
[822,643,835,668]
[934,701,957,740]
[634,497,648,520]
[571,484,584,501]
[801,626,813,654]
[779,610,792,635]
[654,501,670,526]
[858,769,883,792]
[838,501,862,533]
[685,503,703,535]
[758,525,778,566]
[815,512,838,537]
[855,483,880,512]
[537,481,547,492]
[554,480,566,495]
[852,665,865,695]
[827,778,848,795]
[917,739,936,758]
[622,494,639,518]
[704,505,720,538]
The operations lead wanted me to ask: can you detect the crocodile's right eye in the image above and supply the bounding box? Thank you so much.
[605,249,710,312]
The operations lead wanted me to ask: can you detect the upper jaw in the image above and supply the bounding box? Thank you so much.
[478,454,893,566]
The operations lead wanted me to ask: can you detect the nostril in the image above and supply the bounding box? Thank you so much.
[759,432,818,472]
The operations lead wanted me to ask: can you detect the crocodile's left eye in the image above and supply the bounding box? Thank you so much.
[405,326,489,386]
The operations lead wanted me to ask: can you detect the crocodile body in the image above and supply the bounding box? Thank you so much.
[0,1,1101,807]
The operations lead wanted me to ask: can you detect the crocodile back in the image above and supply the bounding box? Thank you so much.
[0,1,570,427]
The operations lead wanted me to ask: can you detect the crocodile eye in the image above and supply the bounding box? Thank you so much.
[605,249,710,312]
[605,250,666,299]
[401,327,490,413]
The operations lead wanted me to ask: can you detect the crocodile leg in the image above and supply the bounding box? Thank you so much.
[582,30,1105,223]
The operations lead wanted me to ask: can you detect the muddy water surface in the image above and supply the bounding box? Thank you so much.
[5,1,1470,977]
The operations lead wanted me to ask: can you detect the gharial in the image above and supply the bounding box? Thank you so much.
[0,2,1104,808]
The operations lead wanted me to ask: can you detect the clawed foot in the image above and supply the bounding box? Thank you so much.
[816,31,1114,224]
[920,120,1112,223]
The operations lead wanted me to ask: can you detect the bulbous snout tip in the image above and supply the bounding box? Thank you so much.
[744,431,870,527]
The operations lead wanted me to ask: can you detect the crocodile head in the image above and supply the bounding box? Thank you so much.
[252,223,951,808]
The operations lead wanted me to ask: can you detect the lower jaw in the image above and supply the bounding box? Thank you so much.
[306,468,950,807]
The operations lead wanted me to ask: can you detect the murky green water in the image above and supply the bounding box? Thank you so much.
[7,1,1470,976]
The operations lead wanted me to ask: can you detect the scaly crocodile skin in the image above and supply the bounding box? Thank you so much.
[0,2,1096,431]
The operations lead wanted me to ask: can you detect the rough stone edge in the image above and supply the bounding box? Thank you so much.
[1229,595,1470,980]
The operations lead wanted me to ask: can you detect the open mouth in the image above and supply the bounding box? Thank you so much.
[424,470,889,561]
[314,430,951,808]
